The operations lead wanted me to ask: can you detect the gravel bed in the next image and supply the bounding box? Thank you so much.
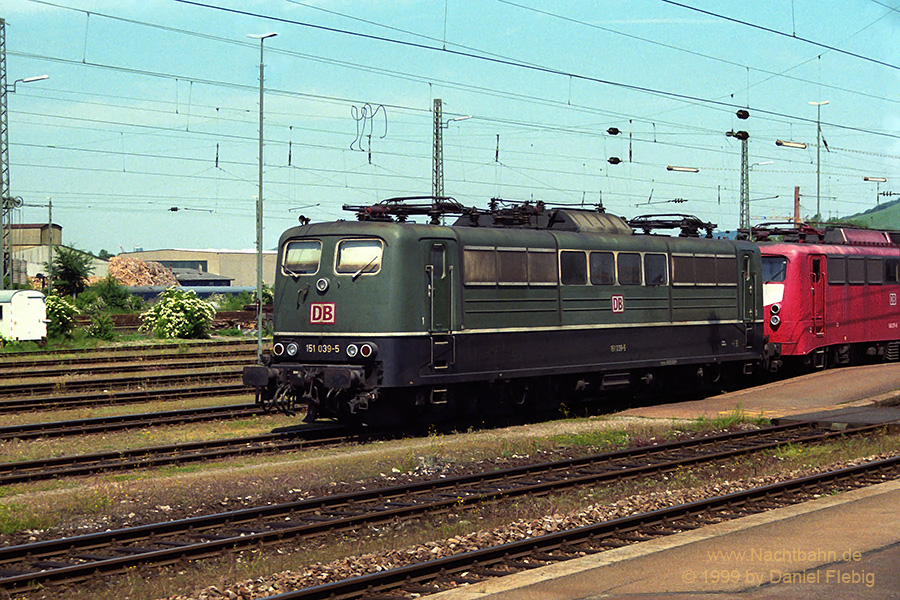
[157,450,900,600]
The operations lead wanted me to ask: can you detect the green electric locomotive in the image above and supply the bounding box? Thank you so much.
[243,198,764,425]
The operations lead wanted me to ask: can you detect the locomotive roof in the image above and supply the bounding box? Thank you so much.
[744,221,900,247]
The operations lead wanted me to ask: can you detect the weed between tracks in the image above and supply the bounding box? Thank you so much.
[2,415,899,600]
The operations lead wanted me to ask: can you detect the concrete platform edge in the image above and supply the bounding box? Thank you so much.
[429,478,900,600]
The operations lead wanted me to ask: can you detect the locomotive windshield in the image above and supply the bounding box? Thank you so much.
[336,238,384,277]
[762,256,787,282]
[283,240,322,275]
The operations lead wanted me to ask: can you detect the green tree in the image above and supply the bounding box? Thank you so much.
[46,247,94,297]
[97,249,115,260]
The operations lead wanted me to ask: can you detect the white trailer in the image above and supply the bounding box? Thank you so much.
[0,290,47,342]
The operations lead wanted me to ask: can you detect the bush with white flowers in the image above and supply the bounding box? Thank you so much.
[139,288,216,339]
[46,294,79,338]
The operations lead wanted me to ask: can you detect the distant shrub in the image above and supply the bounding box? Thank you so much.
[209,291,254,311]
[87,313,116,341]
[139,288,216,339]
[77,275,142,314]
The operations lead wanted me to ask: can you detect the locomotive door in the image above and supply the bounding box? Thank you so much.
[810,255,826,336]
[741,252,758,349]
[424,240,455,369]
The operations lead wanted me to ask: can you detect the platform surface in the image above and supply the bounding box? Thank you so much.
[617,362,900,422]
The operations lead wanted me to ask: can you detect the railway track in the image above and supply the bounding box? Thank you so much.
[276,454,900,600]
[0,337,255,361]
[0,403,263,441]
[0,367,243,399]
[0,424,345,486]
[0,421,886,592]
[0,382,251,413]
[0,353,254,380]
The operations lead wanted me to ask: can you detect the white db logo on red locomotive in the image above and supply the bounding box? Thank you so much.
[310,302,336,324]
[611,295,625,313]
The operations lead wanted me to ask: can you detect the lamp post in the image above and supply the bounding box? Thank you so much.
[248,32,276,363]
[810,101,829,221]
[864,176,887,205]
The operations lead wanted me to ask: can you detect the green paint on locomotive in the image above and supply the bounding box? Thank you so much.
[273,219,761,336]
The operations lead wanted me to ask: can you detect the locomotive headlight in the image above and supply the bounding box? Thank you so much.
[273,342,285,356]
[286,342,299,356]
[316,278,330,292]
[770,303,781,315]
[346,344,359,358]
[360,342,378,358]
[770,314,781,327]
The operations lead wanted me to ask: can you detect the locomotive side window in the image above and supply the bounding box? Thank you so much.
[827,256,845,284]
[762,256,787,282]
[463,248,496,284]
[716,256,737,285]
[886,259,900,283]
[695,255,717,285]
[589,252,615,285]
[617,252,642,285]
[497,249,527,284]
[560,251,587,285]
[867,257,883,284]
[644,253,668,286]
[847,257,866,285]
[335,239,383,276]
[528,250,558,285]
[672,254,694,285]
[282,240,322,275]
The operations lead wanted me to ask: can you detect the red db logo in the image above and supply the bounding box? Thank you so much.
[611,295,625,313]
[310,302,336,324]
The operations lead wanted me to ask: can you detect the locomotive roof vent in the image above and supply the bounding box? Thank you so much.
[823,227,895,247]
[546,209,633,234]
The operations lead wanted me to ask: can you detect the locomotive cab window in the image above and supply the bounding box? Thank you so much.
[762,256,787,283]
[282,240,322,275]
[335,239,384,276]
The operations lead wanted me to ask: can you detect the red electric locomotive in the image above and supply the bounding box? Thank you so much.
[755,223,900,372]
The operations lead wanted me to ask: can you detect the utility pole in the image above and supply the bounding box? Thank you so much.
[1,18,10,290]
[247,32,277,363]
[432,98,443,198]
[810,101,829,221]
[726,129,750,230]
[1,19,47,290]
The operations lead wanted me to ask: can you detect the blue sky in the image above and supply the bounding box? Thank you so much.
[4,0,899,253]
